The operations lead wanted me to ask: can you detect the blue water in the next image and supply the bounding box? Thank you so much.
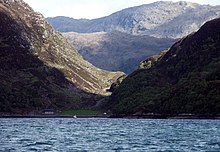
[0,118,220,152]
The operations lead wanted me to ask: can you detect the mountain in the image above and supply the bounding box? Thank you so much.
[0,0,123,114]
[63,31,175,73]
[107,18,220,115]
[47,1,220,39]
[48,1,220,74]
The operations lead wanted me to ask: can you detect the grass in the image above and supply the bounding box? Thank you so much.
[60,109,102,116]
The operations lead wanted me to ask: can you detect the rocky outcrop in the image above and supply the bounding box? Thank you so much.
[47,1,220,39]
[139,50,168,69]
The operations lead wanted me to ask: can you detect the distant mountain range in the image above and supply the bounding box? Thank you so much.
[107,17,220,115]
[0,0,123,114]
[47,1,220,39]
[47,1,220,74]
[63,31,175,73]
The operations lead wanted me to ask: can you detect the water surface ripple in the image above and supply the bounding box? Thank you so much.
[0,118,220,151]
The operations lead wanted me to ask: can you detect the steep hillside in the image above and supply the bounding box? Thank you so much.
[47,1,220,39]
[63,31,175,73]
[107,18,220,115]
[0,0,123,114]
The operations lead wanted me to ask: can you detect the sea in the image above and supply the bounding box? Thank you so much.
[0,118,220,151]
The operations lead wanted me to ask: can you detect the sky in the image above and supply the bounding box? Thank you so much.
[23,0,220,19]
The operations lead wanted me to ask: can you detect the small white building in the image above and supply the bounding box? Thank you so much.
[42,109,55,115]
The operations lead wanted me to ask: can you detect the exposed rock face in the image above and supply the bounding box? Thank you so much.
[63,31,175,74]
[47,1,220,39]
[139,50,168,70]
[47,1,220,74]
[107,18,220,115]
[0,0,123,114]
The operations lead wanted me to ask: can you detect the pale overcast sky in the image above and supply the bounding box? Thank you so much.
[23,0,220,19]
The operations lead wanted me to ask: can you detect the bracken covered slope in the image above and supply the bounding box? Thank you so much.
[0,0,123,114]
[63,31,175,74]
[108,18,220,115]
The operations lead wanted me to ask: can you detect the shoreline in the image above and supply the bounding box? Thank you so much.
[109,114,220,119]
[0,114,220,119]
[0,115,106,119]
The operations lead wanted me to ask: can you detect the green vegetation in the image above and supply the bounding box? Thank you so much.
[108,18,220,115]
[61,109,102,116]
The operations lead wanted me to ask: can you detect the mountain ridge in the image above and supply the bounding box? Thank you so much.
[47,1,220,38]
[107,17,220,115]
[0,0,123,114]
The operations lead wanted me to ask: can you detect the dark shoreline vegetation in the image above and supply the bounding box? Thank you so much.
[1,113,220,119]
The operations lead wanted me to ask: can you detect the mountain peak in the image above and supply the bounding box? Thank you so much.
[47,1,220,39]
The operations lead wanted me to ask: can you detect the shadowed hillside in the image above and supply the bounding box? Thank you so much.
[0,0,123,114]
[107,18,220,115]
